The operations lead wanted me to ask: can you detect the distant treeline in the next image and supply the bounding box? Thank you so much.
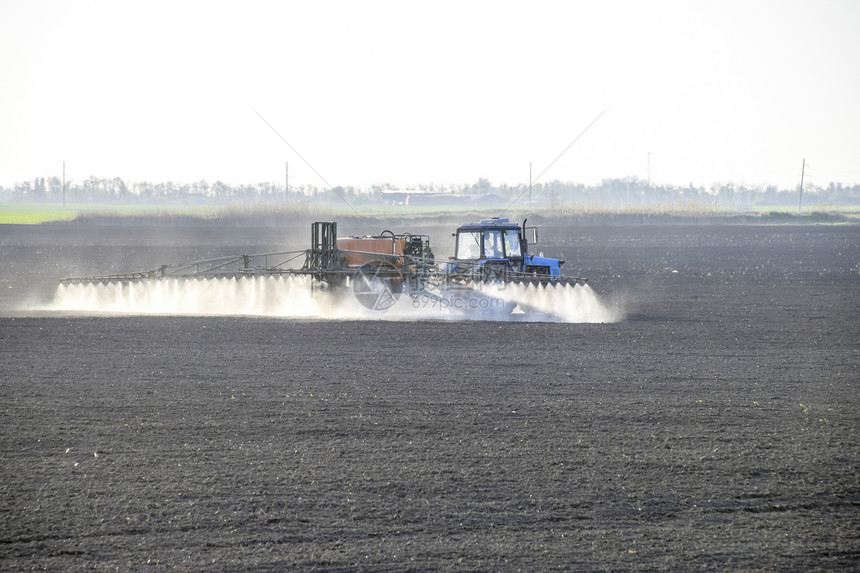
[3,175,859,208]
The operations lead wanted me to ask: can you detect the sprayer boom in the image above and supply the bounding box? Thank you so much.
[59,220,587,314]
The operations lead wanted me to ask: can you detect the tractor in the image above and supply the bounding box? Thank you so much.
[445,217,571,283]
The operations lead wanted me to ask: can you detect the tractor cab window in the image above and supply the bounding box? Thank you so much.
[504,230,522,257]
[483,230,503,258]
[456,231,482,259]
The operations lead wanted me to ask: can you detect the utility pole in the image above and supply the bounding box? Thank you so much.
[62,161,66,207]
[285,161,289,203]
[799,158,805,212]
[529,162,532,210]
[647,152,651,187]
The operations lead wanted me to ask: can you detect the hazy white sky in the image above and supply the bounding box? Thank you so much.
[2,0,858,190]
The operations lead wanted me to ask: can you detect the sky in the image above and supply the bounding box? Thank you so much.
[1,0,858,191]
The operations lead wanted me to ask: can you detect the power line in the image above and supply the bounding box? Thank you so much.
[508,105,611,209]
[251,107,359,215]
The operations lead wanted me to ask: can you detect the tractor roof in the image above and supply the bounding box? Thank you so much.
[457,217,521,232]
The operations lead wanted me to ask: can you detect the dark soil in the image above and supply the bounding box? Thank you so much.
[0,222,857,571]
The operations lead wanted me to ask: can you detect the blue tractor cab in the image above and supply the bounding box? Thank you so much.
[447,217,565,279]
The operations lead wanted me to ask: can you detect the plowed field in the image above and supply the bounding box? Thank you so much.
[1,222,857,571]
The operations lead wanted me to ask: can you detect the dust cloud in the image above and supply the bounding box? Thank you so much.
[44,276,619,323]
[478,281,619,323]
